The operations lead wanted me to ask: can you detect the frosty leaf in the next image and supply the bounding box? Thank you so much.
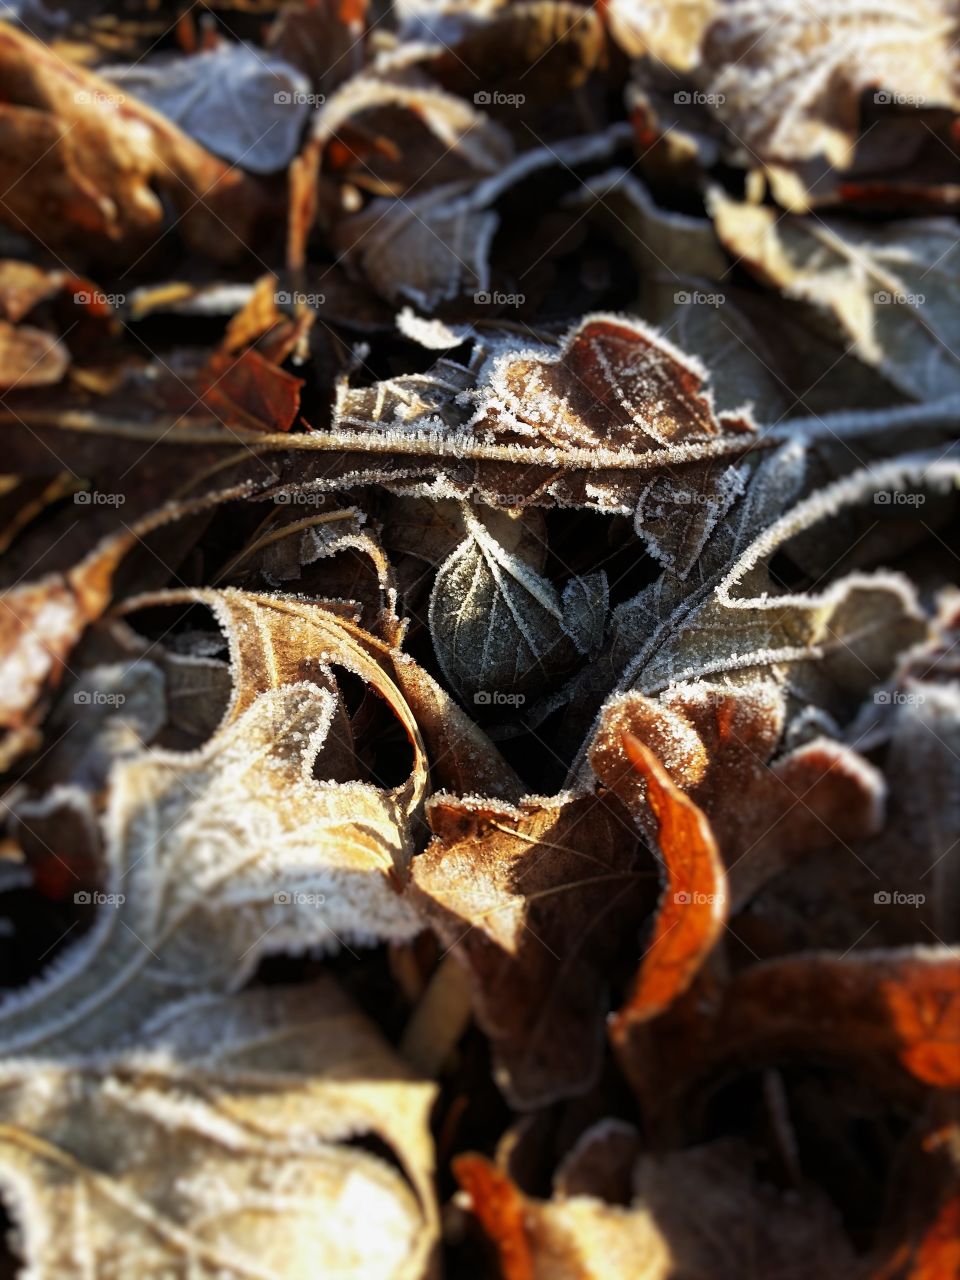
[470,312,751,450]
[701,0,960,205]
[626,454,936,724]
[0,526,142,769]
[590,729,726,1022]
[0,980,438,1280]
[329,131,628,307]
[0,588,455,1055]
[572,170,907,420]
[456,1137,858,1280]
[711,193,960,401]
[101,44,313,174]
[0,682,421,1058]
[410,788,651,1107]
[594,685,886,909]
[429,507,580,705]
[560,571,609,656]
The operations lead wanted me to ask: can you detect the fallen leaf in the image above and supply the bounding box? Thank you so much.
[410,788,652,1106]
[0,979,439,1279]
[590,728,726,1022]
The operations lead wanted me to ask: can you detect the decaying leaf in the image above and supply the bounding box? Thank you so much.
[590,729,727,1023]
[700,0,960,206]
[0,25,274,260]
[710,192,960,401]
[457,1135,859,1279]
[0,980,439,1279]
[410,788,652,1107]
[619,948,960,1125]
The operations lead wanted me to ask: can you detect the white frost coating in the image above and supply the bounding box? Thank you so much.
[0,681,421,1058]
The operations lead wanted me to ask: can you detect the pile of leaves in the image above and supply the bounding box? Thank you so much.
[0,0,958,1276]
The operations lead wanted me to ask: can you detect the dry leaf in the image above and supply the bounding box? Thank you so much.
[590,729,727,1023]
[0,979,438,1279]
[410,788,652,1106]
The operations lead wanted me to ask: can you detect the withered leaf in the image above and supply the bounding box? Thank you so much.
[0,319,68,389]
[410,788,651,1107]
[700,0,960,206]
[594,684,886,908]
[590,728,726,1022]
[710,192,960,401]
[0,980,438,1279]
[457,1136,858,1280]
[0,25,274,261]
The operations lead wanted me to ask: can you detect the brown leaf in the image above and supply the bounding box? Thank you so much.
[410,789,652,1106]
[0,319,68,389]
[594,685,885,908]
[457,1138,859,1280]
[198,348,304,433]
[622,949,960,1126]
[0,25,275,262]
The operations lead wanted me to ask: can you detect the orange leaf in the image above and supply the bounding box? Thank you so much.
[612,733,727,1028]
